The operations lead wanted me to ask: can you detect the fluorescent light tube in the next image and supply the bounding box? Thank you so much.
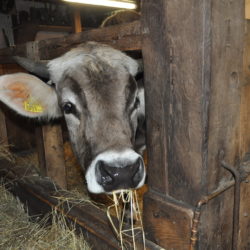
[63,0,136,9]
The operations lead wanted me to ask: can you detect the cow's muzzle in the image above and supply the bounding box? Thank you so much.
[85,149,146,193]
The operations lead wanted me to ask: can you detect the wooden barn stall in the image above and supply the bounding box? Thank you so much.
[0,0,250,249]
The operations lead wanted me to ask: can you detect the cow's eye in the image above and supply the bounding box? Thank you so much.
[63,102,75,114]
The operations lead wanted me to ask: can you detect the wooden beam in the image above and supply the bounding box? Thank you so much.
[38,20,141,59]
[0,21,142,63]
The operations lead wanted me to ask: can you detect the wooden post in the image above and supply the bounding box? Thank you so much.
[38,125,66,188]
[26,42,67,189]
[0,65,8,143]
[74,9,82,33]
[246,0,250,19]
[142,0,244,249]
[0,66,9,145]
[237,19,250,249]
[0,108,8,144]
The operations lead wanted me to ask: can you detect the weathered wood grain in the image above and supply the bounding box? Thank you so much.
[237,20,250,250]
[238,171,250,249]
[144,191,193,249]
[142,0,244,249]
[142,0,207,205]
[40,125,67,189]
[142,0,170,195]
[199,1,244,249]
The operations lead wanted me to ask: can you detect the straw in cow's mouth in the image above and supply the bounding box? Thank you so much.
[107,189,145,250]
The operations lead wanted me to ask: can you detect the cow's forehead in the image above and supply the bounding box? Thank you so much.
[55,56,130,101]
[48,42,138,84]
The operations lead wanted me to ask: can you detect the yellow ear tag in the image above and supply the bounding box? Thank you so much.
[24,97,44,113]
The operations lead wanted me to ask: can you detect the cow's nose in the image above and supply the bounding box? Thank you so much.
[96,157,144,192]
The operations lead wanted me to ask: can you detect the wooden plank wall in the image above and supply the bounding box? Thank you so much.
[238,20,250,249]
[142,0,245,249]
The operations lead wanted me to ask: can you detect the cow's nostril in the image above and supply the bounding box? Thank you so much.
[101,175,113,185]
[97,161,114,186]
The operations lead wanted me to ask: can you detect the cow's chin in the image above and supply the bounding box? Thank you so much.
[85,149,146,194]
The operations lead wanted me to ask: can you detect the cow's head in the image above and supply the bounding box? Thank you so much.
[0,42,146,193]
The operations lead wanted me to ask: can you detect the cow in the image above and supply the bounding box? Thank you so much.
[0,42,146,194]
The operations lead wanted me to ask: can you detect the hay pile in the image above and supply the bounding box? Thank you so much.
[0,142,91,250]
[0,181,91,250]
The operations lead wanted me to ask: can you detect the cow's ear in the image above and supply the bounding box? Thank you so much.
[0,73,61,119]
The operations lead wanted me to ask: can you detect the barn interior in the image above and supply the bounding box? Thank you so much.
[0,0,147,249]
[0,0,250,249]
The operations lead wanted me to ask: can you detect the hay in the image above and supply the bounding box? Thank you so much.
[52,188,105,211]
[0,181,91,250]
[107,190,145,250]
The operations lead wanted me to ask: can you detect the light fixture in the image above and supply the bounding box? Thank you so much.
[63,0,137,9]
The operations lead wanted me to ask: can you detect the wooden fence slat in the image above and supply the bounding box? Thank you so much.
[41,125,67,189]
[0,108,8,144]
